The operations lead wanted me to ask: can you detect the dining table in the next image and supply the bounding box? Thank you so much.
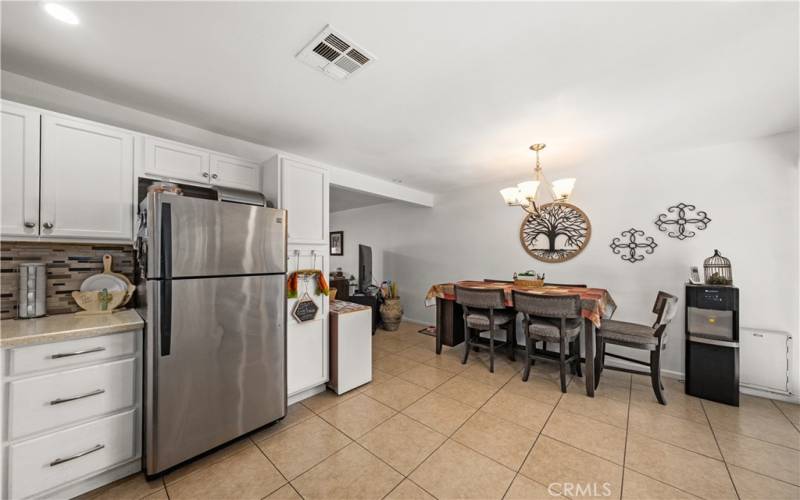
[425,280,617,397]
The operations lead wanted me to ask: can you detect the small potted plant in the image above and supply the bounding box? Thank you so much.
[379,281,403,331]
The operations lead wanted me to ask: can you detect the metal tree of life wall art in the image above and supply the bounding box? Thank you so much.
[520,203,591,263]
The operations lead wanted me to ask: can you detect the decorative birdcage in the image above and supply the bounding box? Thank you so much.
[704,249,732,285]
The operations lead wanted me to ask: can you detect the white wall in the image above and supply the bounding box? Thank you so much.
[331,132,800,393]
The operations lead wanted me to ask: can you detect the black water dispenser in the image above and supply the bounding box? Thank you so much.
[685,284,740,406]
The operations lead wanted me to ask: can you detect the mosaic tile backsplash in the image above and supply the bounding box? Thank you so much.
[1,242,135,319]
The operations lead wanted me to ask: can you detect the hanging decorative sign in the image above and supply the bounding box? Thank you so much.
[609,228,658,263]
[292,293,319,322]
[655,202,711,240]
[519,203,591,263]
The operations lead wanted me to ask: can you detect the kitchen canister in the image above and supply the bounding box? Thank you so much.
[18,263,47,319]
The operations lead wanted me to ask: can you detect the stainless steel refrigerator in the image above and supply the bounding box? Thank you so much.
[138,192,286,475]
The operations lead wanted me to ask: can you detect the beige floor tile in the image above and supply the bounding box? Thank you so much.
[621,470,699,500]
[411,440,516,499]
[363,377,430,411]
[166,446,285,500]
[482,390,554,433]
[435,376,499,408]
[358,413,447,475]
[542,408,627,465]
[715,430,800,485]
[373,336,410,354]
[292,443,403,500]
[556,392,629,429]
[373,347,393,361]
[453,410,539,471]
[397,346,438,363]
[81,473,164,500]
[729,465,800,500]
[372,368,396,383]
[385,479,436,500]
[398,364,455,389]
[704,399,800,450]
[319,394,396,438]
[628,405,721,459]
[629,385,706,424]
[501,374,565,406]
[570,377,630,403]
[625,432,737,499]
[504,475,562,499]
[593,369,632,389]
[142,490,168,500]
[374,354,424,376]
[423,352,471,374]
[256,416,351,480]
[631,374,684,392]
[403,392,477,435]
[460,361,519,388]
[520,436,623,499]
[164,436,254,485]
[264,483,303,500]
[776,401,800,428]
[301,388,358,413]
[251,404,315,443]
[414,335,439,351]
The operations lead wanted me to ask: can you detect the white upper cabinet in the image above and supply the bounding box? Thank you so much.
[1,103,40,238]
[280,158,329,244]
[210,153,261,190]
[40,115,134,241]
[144,136,210,184]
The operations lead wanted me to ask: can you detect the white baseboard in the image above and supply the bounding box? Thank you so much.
[288,384,326,406]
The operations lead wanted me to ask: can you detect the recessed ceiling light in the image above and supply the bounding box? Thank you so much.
[42,3,80,25]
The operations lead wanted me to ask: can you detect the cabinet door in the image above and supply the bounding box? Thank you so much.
[210,154,261,190]
[1,102,40,237]
[40,115,134,241]
[281,159,328,244]
[144,136,210,184]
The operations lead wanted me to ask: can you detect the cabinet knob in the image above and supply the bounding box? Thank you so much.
[24,222,36,228]
[211,173,219,180]
[42,222,54,229]
[202,172,209,178]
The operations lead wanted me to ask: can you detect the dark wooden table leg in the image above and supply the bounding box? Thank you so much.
[435,297,443,355]
[584,318,595,397]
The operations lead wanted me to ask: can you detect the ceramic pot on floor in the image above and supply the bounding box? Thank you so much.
[380,297,403,331]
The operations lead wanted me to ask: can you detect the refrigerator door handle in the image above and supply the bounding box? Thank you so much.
[161,203,172,356]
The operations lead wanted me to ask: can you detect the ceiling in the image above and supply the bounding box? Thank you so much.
[2,2,797,193]
[330,185,393,213]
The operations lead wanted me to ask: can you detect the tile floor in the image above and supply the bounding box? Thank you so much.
[85,321,800,500]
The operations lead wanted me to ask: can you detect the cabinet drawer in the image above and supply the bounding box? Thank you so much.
[8,331,137,376]
[8,409,136,500]
[8,358,136,440]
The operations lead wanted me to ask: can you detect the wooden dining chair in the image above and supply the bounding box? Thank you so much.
[454,285,516,373]
[594,291,679,404]
[513,291,583,392]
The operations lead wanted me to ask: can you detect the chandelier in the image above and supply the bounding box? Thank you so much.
[499,144,575,215]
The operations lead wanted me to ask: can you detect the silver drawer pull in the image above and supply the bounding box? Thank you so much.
[49,444,105,467]
[50,347,106,359]
[50,389,105,405]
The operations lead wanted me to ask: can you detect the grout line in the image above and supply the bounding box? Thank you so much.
[700,400,800,453]
[500,373,565,498]
[700,397,741,500]
[619,371,632,499]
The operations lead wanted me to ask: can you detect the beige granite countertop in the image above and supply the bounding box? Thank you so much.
[0,309,144,349]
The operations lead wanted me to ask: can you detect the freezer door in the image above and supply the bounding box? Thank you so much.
[146,193,286,278]
[144,274,286,474]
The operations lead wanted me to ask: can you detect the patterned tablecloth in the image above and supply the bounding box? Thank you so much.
[425,281,616,328]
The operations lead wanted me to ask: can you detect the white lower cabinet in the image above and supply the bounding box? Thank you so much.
[2,330,142,499]
[8,410,137,500]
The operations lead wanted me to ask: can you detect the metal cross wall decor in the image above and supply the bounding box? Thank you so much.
[610,228,658,263]
[655,203,711,240]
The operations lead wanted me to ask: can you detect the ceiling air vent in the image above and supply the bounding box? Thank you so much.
[296,25,376,80]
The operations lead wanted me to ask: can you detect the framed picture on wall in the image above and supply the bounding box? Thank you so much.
[330,231,344,256]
